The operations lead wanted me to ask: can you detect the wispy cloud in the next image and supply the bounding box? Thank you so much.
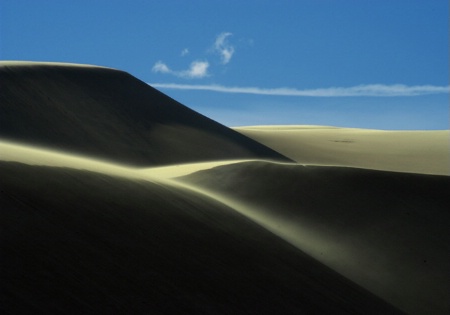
[181,48,189,56]
[152,60,209,79]
[152,61,171,74]
[152,32,234,79]
[213,32,235,64]
[149,83,450,97]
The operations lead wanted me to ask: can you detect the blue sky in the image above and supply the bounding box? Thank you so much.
[1,0,448,129]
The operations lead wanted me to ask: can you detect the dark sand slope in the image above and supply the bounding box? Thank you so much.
[181,162,450,315]
[0,162,403,314]
[0,62,289,166]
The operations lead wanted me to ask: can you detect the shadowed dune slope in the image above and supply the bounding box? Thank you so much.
[181,161,450,315]
[0,162,403,315]
[0,62,289,166]
[234,126,450,175]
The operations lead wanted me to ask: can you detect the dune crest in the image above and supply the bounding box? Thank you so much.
[0,60,114,69]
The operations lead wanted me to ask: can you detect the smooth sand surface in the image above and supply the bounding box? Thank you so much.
[181,161,450,315]
[1,139,445,314]
[235,125,450,175]
[0,140,139,179]
[1,158,403,314]
[0,140,253,179]
[141,160,254,178]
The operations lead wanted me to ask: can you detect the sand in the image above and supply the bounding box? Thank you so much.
[0,60,114,69]
[1,159,406,314]
[2,61,449,314]
[235,125,450,175]
[181,161,450,315]
[0,61,289,166]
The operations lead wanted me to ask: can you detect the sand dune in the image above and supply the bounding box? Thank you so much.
[0,139,251,180]
[181,161,450,315]
[1,140,445,314]
[1,159,404,314]
[2,61,448,314]
[0,61,289,166]
[235,125,450,175]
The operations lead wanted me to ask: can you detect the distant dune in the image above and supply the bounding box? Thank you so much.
[1,61,448,314]
[235,125,449,175]
[0,61,289,166]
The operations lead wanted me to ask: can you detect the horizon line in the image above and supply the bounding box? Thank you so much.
[149,83,449,97]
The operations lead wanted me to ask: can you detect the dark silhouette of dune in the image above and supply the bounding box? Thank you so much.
[0,62,289,166]
[0,162,404,314]
[181,161,450,315]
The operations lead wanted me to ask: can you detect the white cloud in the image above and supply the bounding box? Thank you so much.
[149,83,450,97]
[213,32,235,64]
[153,32,235,79]
[151,60,209,79]
[180,61,209,78]
[152,61,171,74]
[181,48,189,56]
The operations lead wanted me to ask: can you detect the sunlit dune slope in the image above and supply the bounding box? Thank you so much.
[0,161,403,314]
[181,161,450,315]
[235,125,449,175]
[0,61,289,166]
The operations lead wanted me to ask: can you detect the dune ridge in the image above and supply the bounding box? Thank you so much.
[0,60,114,69]
[0,139,259,180]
